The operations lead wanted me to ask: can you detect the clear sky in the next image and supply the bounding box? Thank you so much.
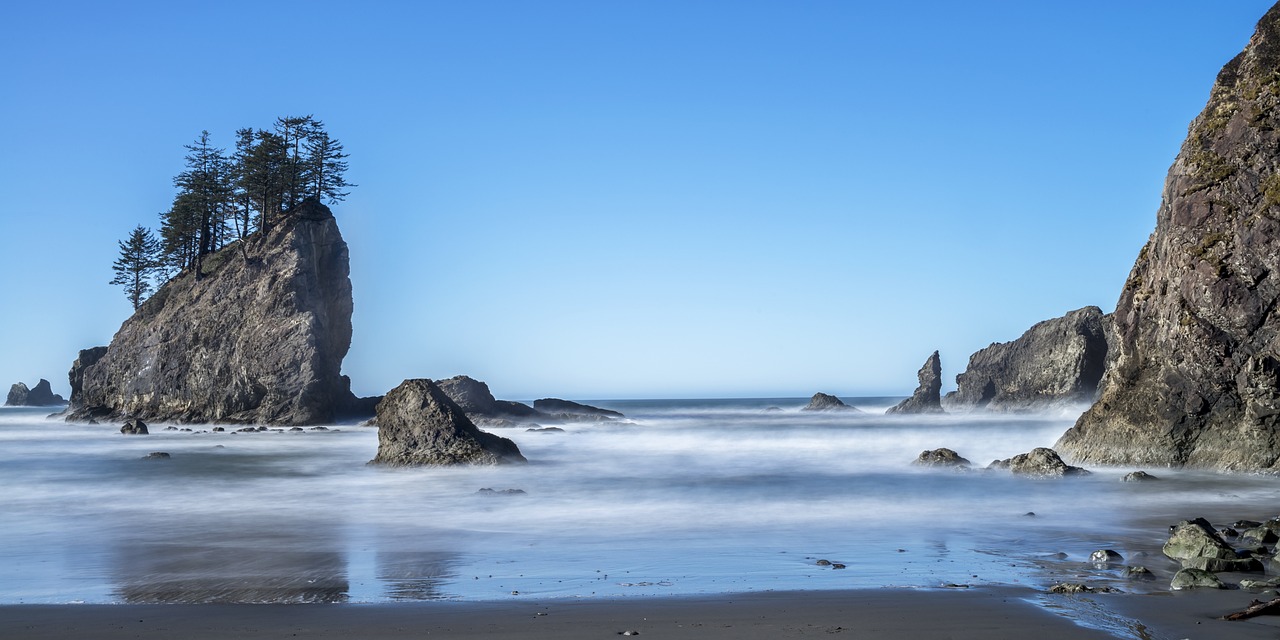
[1,1,1274,401]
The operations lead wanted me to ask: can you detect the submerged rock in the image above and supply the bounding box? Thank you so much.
[141,452,170,460]
[1058,6,1280,471]
[988,448,1089,477]
[913,448,970,468]
[370,379,526,466]
[887,351,944,414]
[533,398,624,419]
[944,306,1109,412]
[68,199,358,425]
[802,393,859,412]
[1123,566,1155,581]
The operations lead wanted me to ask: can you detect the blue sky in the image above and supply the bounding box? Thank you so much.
[1,1,1274,400]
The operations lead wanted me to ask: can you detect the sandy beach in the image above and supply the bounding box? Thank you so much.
[6,587,1280,640]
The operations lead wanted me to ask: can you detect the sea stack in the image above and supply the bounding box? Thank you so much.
[370,379,526,466]
[5,379,66,406]
[944,306,1109,411]
[68,199,356,425]
[887,351,944,414]
[1059,5,1280,470]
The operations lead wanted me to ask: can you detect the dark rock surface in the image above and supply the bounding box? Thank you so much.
[1163,518,1236,562]
[120,418,149,435]
[1059,7,1280,470]
[802,393,858,412]
[435,375,539,420]
[944,307,1109,411]
[370,379,526,466]
[67,200,356,425]
[1122,470,1159,482]
[5,379,66,406]
[887,351,944,414]
[913,448,970,467]
[533,398,624,419]
[988,447,1089,477]
[1170,568,1226,590]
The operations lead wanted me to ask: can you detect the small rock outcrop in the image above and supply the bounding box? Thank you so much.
[370,379,526,466]
[5,379,66,406]
[913,448,970,467]
[1163,518,1236,563]
[802,393,858,412]
[120,418,149,435]
[1122,471,1159,482]
[944,307,1109,411]
[435,375,539,420]
[988,447,1089,477]
[1058,6,1280,471]
[1171,568,1226,590]
[533,398,624,419]
[887,351,944,414]
[67,200,357,425]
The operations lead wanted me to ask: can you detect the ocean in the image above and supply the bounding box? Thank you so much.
[1,398,1277,604]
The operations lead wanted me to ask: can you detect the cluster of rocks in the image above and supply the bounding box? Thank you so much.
[5,379,66,406]
[913,446,1090,477]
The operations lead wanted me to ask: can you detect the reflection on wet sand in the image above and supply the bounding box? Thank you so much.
[377,550,458,600]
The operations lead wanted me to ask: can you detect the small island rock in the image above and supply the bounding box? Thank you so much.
[802,393,858,412]
[370,379,526,466]
[988,448,1089,477]
[120,418,149,435]
[5,379,67,407]
[887,351,944,414]
[913,448,970,467]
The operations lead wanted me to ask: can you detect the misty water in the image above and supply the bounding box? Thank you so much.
[3,398,1279,604]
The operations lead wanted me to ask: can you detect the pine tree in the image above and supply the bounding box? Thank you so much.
[274,115,316,210]
[110,225,162,310]
[304,126,353,203]
[169,131,234,277]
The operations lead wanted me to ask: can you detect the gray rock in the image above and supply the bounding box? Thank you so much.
[802,393,859,412]
[1057,7,1280,471]
[533,398,624,419]
[369,379,526,466]
[1242,526,1280,544]
[913,448,970,467]
[1180,556,1264,573]
[944,307,1109,411]
[5,383,28,407]
[435,375,540,420]
[67,200,357,425]
[141,452,170,460]
[1090,549,1124,565]
[1240,577,1280,589]
[120,418,148,435]
[1170,568,1227,590]
[1122,471,1159,482]
[1122,566,1155,581]
[6,379,66,406]
[887,351,944,414]
[988,447,1089,477]
[1163,518,1236,562]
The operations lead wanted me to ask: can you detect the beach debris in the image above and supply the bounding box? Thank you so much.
[913,448,970,468]
[1171,568,1227,590]
[1089,549,1124,565]
[1122,566,1155,581]
[1223,597,1280,620]
[120,418,148,435]
[1121,470,1158,482]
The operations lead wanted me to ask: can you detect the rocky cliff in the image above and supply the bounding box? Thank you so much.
[887,351,944,414]
[69,199,356,425]
[1059,5,1280,470]
[944,307,1109,411]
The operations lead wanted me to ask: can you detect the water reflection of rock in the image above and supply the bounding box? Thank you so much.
[113,533,349,604]
[377,550,458,600]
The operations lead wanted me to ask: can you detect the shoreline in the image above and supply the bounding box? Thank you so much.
[5,587,1280,640]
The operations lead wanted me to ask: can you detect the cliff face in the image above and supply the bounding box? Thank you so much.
[70,199,354,425]
[887,351,944,414]
[944,307,1109,411]
[1058,5,1280,470]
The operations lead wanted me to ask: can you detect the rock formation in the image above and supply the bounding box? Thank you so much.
[1058,6,1280,470]
[67,199,357,425]
[944,307,1109,411]
[987,447,1089,477]
[802,392,858,412]
[370,379,526,466]
[5,379,66,406]
[533,398,624,419]
[434,375,538,419]
[887,351,944,414]
[913,448,970,467]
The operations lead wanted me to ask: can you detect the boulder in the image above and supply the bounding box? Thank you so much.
[1123,566,1155,581]
[369,379,526,466]
[802,393,859,412]
[1122,471,1159,482]
[1171,568,1227,590]
[1163,518,1236,562]
[120,418,149,435]
[944,307,1109,411]
[67,199,357,425]
[5,383,28,406]
[913,448,970,467]
[1089,550,1124,565]
[887,351,944,414]
[988,447,1089,477]
[533,398,624,419]
[1057,6,1280,470]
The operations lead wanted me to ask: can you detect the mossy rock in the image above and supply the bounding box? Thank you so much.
[1171,568,1226,590]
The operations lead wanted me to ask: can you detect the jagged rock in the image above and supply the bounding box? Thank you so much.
[67,347,107,411]
[988,447,1089,477]
[1181,556,1264,572]
[1242,526,1280,544]
[1122,471,1159,482]
[1049,583,1118,594]
[435,375,539,420]
[802,393,859,412]
[1123,566,1156,581]
[5,379,66,406]
[1163,518,1236,562]
[1058,7,1280,470]
[1171,568,1227,590]
[888,351,944,414]
[944,307,1109,411]
[120,418,148,435]
[369,379,526,466]
[67,200,358,425]
[533,398,623,419]
[913,448,970,467]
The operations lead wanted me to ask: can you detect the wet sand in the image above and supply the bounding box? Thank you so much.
[7,586,1280,640]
